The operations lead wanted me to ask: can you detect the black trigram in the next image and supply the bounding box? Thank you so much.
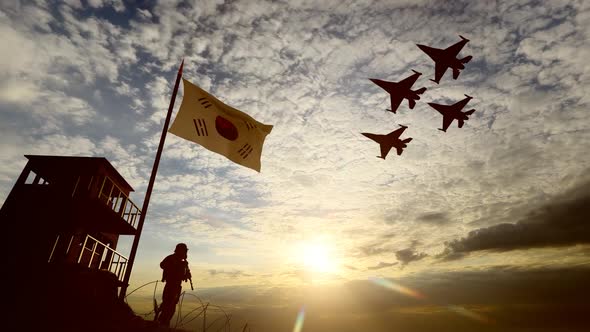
[193,118,208,136]
[243,120,257,131]
[198,97,213,108]
[238,143,253,159]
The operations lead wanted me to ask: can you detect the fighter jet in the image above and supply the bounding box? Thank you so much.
[369,70,427,114]
[427,94,476,132]
[417,35,472,84]
[361,125,412,159]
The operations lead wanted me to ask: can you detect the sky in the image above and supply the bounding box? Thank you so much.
[1,0,589,331]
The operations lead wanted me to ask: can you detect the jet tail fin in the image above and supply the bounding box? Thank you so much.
[464,109,475,116]
[430,78,439,84]
[461,55,472,64]
[408,99,416,109]
[396,147,404,156]
[402,137,413,144]
[414,87,427,95]
[453,68,461,79]
[458,119,464,128]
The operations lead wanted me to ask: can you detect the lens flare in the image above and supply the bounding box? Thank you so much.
[369,277,425,299]
[293,306,305,332]
[447,305,491,323]
[369,277,491,324]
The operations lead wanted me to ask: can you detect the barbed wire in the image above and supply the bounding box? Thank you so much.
[124,281,249,332]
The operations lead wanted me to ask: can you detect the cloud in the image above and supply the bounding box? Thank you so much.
[0,80,40,103]
[159,264,590,332]
[208,269,253,278]
[441,178,590,259]
[1,1,590,311]
[417,212,451,225]
[87,0,125,12]
[358,244,390,257]
[396,247,428,266]
[368,261,398,270]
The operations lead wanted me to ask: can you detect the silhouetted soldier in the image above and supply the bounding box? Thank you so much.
[157,243,192,327]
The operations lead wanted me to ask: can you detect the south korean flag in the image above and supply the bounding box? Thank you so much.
[169,79,273,172]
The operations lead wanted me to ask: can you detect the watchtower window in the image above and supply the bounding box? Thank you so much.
[98,176,127,212]
[24,170,49,185]
[24,171,37,184]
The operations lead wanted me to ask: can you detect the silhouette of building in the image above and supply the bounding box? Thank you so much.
[0,155,141,285]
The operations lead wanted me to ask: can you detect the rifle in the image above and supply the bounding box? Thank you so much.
[186,261,194,291]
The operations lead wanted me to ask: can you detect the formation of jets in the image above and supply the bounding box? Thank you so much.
[362,35,477,159]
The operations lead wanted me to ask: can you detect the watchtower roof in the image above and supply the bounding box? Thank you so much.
[24,155,135,192]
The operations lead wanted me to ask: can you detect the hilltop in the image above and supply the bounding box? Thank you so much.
[10,263,187,332]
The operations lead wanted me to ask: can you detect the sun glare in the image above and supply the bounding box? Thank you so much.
[301,242,336,273]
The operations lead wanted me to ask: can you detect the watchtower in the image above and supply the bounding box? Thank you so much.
[0,155,141,283]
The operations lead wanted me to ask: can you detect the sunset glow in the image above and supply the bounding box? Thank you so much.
[1,0,588,331]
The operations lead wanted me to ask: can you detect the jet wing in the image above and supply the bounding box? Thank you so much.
[380,144,393,159]
[361,133,383,144]
[389,94,404,113]
[388,126,407,139]
[444,39,467,57]
[441,115,454,132]
[433,61,447,83]
[417,44,439,61]
[398,72,420,89]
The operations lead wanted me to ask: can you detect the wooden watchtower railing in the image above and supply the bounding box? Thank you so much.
[71,175,142,229]
[96,176,141,229]
[48,234,128,282]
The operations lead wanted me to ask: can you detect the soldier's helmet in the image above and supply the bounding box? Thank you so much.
[175,243,188,253]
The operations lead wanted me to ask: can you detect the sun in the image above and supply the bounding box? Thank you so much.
[301,242,336,273]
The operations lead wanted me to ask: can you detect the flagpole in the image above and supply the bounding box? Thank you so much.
[119,59,184,300]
